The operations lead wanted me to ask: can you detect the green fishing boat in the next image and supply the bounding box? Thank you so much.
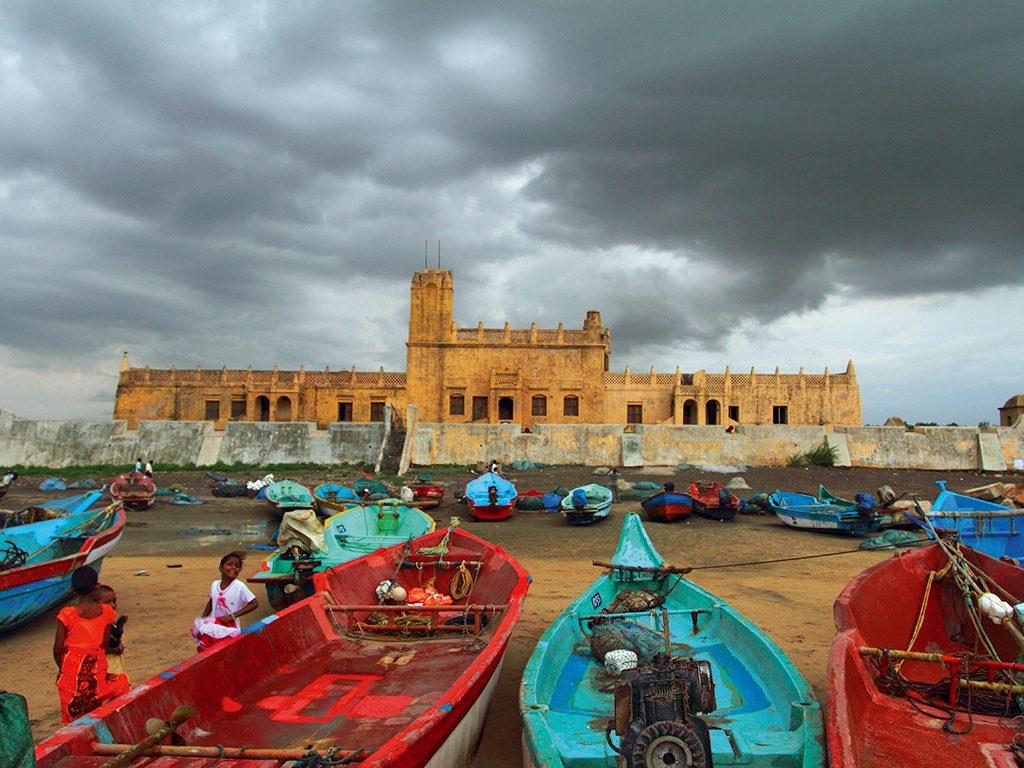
[248,502,436,608]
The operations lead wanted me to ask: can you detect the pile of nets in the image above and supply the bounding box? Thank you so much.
[589,619,664,663]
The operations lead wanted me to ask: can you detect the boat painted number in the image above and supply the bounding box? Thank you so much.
[591,593,602,609]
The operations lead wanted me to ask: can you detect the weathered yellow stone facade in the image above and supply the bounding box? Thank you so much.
[114,269,862,429]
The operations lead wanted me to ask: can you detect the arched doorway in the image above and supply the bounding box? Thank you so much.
[256,396,270,422]
[706,399,720,426]
[498,397,514,421]
[683,399,697,425]
[275,395,292,422]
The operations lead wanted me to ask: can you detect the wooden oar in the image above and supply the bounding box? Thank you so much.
[592,560,692,575]
[97,705,193,768]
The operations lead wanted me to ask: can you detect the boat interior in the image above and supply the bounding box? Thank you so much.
[524,575,817,767]
[39,533,524,768]
[833,546,1024,767]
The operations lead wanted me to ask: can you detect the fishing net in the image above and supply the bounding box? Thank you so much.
[0,691,34,768]
[589,619,664,663]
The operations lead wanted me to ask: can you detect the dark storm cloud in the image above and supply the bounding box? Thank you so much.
[0,0,1021,413]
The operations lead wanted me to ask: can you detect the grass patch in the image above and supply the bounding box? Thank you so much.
[787,441,837,468]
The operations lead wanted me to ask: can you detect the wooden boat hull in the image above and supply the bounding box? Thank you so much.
[468,503,515,521]
[109,474,156,510]
[769,491,876,535]
[0,504,126,633]
[639,491,692,522]
[36,526,529,768]
[521,513,824,767]
[691,499,738,521]
[914,480,1024,563]
[265,480,317,519]
[689,482,739,521]
[409,483,445,509]
[559,483,613,525]
[464,472,517,521]
[312,483,360,514]
[828,544,1024,767]
[250,503,437,606]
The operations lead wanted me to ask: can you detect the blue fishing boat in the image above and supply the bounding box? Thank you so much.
[520,513,824,767]
[312,483,361,514]
[909,480,1024,564]
[248,501,436,607]
[769,490,879,535]
[0,500,126,633]
[560,483,613,525]
[1,491,105,528]
[465,471,517,520]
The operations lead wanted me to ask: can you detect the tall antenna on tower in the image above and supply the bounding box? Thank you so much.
[437,240,441,269]
[424,240,428,269]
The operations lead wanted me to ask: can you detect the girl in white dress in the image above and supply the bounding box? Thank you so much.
[191,551,258,652]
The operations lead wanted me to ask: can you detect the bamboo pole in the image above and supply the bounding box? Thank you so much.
[925,510,1023,520]
[592,560,692,575]
[97,706,193,768]
[325,603,507,612]
[92,744,365,762]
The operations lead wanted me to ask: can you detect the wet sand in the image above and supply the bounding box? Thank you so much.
[1,465,1011,765]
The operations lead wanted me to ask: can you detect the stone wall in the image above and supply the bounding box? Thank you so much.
[0,410,382,468]
[2,409,1022,471]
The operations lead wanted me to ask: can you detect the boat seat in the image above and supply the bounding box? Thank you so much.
[326,603,507,636]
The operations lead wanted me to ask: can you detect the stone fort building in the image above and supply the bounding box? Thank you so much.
[114,269,862,429]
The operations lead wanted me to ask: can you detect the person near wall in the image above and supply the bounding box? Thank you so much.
[53,567,130,723]
[608,467,621,503]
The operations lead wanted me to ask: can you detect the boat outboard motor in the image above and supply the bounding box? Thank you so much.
[488,485,499,506]
[572,489,588,511]
[718,488,732,508]
[610,653,716,768]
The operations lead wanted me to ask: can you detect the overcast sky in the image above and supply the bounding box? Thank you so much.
[1,1,1022,425]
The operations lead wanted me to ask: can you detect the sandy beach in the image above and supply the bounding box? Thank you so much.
[2,464,1012,765]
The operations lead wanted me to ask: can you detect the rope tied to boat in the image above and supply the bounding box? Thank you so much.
[449,561,477,601]
[0,542,28,571]
[418,518,459,557]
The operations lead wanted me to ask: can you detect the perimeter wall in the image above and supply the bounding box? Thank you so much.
[1,409,1021,471]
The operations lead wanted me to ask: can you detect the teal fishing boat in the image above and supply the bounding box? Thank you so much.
[520,513,824,768]
[248,501,436,607]
[264,479,316,519]
[559,483,613,525]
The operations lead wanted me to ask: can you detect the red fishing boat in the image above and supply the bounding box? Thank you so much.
[407,479,445,509]
[35,524,530,768]
[688,481,739,521]
[108,473,156,510]
[639,490,692,522]
[829,543,1024,768]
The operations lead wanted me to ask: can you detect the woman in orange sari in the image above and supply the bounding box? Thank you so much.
[53,567,130,723]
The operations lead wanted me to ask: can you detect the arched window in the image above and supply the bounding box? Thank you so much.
[256,396,270,422]
[682,399,697,425]
[705,399,720,426]
[563,395,579,417]
[449,394,465,415]
[531,395,547,417]
[274,395,292,422]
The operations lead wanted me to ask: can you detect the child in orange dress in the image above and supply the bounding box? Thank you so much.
[53,567,130,723]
